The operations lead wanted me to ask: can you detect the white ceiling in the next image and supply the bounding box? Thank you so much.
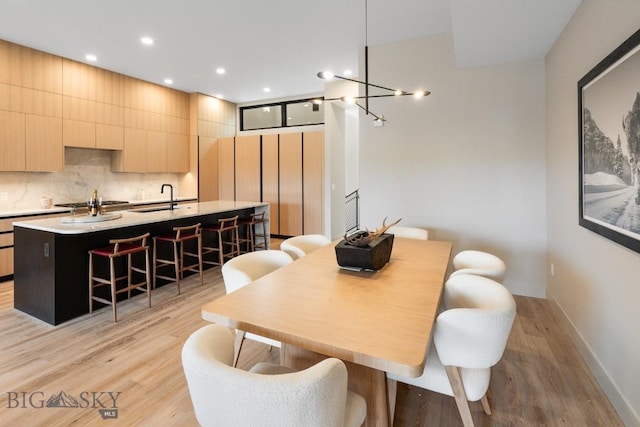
[0,0,581,104]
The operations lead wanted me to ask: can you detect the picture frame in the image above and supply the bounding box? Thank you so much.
[578,28,640,254]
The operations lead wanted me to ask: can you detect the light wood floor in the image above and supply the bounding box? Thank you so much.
[0,267,623,426]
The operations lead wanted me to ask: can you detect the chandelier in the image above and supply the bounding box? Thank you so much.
[315,0,430,124]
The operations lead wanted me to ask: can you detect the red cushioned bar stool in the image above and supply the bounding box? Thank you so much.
[202,216,240,267]
[237,211,267,253]
[88,232,151,322]
[153,223,203,295]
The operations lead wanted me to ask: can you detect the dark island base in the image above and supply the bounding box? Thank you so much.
[14,209,255,325]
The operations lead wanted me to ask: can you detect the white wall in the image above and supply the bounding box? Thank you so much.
[358,34,547,297]
[546,1,640,424]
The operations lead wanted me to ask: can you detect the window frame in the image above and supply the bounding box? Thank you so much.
[240,97,324,131]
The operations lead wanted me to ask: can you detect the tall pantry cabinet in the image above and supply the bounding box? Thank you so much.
[192,93,237,202]
[221,131,324,236]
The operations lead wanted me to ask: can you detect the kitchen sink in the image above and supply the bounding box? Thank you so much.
[129,206,185,213]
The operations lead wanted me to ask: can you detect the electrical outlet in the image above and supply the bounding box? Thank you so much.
[550,263,555,277]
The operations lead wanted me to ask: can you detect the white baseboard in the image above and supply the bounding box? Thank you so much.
[547,290,640,427]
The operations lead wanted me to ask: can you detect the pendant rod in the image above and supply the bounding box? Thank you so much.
[365,45,369,114]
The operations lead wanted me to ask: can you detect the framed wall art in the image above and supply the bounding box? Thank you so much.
[578,28,640,254]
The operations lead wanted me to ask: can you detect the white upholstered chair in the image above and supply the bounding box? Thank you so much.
[388,225,429,240]
[387,274,516,427]
[280,234,332,260]
[221,250,294,365]
[450,249,507,282]
[182,324,367,427]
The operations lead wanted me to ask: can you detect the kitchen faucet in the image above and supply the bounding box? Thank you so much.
[161,184,175,210]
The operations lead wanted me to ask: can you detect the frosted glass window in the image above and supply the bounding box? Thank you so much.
[242,105,282,130]
[286,101,324,126]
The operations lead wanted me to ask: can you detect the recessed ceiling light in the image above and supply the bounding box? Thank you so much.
[216,68,226,75]
[164,78,173,84]
[85,54,97,62]
[141,37,154,45]
[263,87,271,93]
[343,69,353,76]
[215,94,224,99]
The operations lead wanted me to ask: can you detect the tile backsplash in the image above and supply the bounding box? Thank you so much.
[0,148,190,211]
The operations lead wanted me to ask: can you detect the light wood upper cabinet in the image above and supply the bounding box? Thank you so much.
[0,110,26,171]
[26,115,63,172]
[146,130,167,172]
[166,133,189,173]
[62,59,123,105]
[0,83,22,112]
[262,134,280,235]
[218,137,235,200]
[0,40,62,93]
[22,88,62,117]
[112,128,147,172]
[235,136,261,202]
[96,124,124,150]
[63,119,95,148]
[0,40,63,172]
[279,133,303,236]
[303,131,324,234]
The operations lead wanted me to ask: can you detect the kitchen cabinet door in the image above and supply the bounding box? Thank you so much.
[63,118,95,148]
[262,134,279,235]
[146,130,167,172]
[279,132,303,236]
[218,137,235,200]
[166,133,189,173]
[235,135,261,202]
[113,127,146,172]
[96,124,124,150]
[303,131,324,234]
[198,136,219,202]
[0,218,14,279]
[0,110,26,171]
[26,114,63,172]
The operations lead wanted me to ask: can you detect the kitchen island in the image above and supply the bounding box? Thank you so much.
[13,201,268,325]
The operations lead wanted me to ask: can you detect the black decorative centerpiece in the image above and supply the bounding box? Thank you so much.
[335,217,401,271]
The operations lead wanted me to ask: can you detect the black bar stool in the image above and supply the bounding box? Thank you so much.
[89,232,151,322]
[153,223,203,294]
[202,216,240,266]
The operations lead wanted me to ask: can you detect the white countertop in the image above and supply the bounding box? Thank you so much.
[12,201,267,234]
[0,207,71,218]
[0,197,197,219]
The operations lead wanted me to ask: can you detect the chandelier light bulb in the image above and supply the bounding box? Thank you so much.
[317,71,335,80]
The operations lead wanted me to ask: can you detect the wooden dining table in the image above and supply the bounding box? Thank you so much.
[201,237,452,427]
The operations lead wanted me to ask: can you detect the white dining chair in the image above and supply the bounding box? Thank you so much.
[221,249,294,365]
[182,324,367,427]
[387,274,516,427]
[280,234,331,260]
[450,249,507,282]
[387,225,429,240]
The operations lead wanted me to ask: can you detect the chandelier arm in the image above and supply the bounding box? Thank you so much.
[322,92,428,102]
[332,74,399,93]
[354,101,383,121]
